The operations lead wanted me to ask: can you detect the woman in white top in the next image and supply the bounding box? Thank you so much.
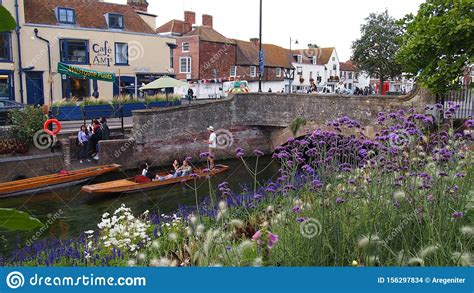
[77,125,89,164]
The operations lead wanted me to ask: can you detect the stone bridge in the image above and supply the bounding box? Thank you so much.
[98,87,435,169]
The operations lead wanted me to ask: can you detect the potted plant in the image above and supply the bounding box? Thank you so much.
[114,96,147,117]
[82,98,115,120]
[146,94,182,109]
[51,98,82,121]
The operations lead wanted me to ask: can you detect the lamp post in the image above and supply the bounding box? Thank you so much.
[288,38,298,93]
[258,0,263,92]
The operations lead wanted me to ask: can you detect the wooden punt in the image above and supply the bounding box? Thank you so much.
[82,164,229,194]
[0,164,121,198]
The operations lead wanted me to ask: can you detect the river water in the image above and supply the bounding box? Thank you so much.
[0,157,279,255]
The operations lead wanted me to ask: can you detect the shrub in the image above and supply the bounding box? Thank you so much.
[8,106,47,144]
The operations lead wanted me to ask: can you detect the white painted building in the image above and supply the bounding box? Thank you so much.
[290,48,340,93]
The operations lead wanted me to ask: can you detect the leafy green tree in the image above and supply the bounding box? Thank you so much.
[0,5,17,32]
[351,10,403,94]
[397,0,473,94]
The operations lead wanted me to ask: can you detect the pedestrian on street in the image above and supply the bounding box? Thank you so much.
[187,88,194,104]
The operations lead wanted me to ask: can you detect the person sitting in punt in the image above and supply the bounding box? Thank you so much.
[156,160,192,181]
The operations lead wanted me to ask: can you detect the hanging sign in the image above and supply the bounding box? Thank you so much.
[57,63,116,82]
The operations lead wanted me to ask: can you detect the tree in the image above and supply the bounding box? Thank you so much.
[397,0,473,95]
[351,10,403,94]
[0,5,17,32]
[307,43,319,49]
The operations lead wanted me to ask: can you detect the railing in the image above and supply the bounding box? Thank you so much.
[82,106,125,135]
[438,84,473,119]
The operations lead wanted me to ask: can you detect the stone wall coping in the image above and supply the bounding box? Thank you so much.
[133,85,422,116]
[0,152,62,164]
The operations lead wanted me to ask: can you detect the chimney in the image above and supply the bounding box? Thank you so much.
[127,0,149,12]
[250,38,260,46]
[184,11,196,26]
[202,14,213,28]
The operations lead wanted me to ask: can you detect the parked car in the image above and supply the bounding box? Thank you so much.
[0,100,24,126]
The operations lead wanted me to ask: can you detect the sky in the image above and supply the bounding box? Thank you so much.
[111,0,425,61]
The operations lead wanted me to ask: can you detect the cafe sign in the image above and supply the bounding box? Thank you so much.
[57,62,116,82]
[92,41,113,66]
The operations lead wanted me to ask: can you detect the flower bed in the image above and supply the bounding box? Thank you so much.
[0,139,29,155]
[5,105,473,267]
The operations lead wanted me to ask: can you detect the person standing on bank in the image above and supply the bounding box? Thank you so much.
[207,126,217,170]
[100,117,110,141]
[77,125,90,164]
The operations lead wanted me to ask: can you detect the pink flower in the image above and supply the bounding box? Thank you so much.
[252,230,262,241]
[267,232,279,249]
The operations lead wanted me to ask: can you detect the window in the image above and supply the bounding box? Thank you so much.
[180,57,191,73]
[230,66,237,77]
[312,56,317,65]
[62,77,89,100]
[297,66,303,75]
[60,39,89,64]
[276,68,282,77]
[333,64,337,71]
[296,55,303,63]
[341,71,346,79]
[348,72,353,79]
[108,14,124,30]
[57,7,75,24]
[182,42,190,52]
[115,43,128,65]
[309,71,313,80]
[250,66,256,77]
[332,57,335,61]
[0,32,12,62]
[0,71,13,100]
[169,47,174,69]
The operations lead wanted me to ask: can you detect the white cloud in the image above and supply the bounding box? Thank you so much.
[113,0,424,61]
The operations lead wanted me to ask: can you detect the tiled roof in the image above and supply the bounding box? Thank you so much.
[156,19,191,35]
[184,26,235,44]
[234,39,259,65]
[340,60,358,71]
[234,39,292,68]
[24,0,155,34]
[263,44,293,68]
[292,47,335,65]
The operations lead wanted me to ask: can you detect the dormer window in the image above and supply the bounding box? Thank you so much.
[108,13,124,30]
[57,7,75,24]
[297,55,303,64]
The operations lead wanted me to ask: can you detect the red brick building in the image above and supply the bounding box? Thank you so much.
[157,11,294,97]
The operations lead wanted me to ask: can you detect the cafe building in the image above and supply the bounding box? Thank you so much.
[0,0,175,105]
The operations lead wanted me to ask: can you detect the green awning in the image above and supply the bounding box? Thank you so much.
[57,62,116,82]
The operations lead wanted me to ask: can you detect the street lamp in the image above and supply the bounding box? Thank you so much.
[288,38,298,93]
[258,0,263,92]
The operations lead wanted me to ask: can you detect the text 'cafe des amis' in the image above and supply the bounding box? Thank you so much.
[0,0,176,106]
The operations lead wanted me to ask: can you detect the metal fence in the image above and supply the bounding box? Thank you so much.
[438,85,473,119]
[81,106,125,135]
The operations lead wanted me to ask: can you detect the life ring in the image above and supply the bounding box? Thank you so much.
[44,119,62,136]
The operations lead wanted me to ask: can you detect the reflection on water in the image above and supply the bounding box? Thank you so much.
[0,157,279,255]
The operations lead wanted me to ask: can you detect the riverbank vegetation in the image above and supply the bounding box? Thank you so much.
[4,106,473,267]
